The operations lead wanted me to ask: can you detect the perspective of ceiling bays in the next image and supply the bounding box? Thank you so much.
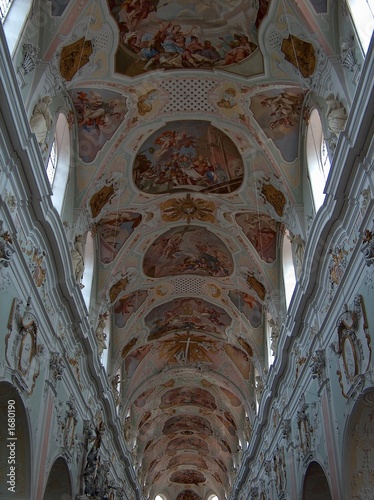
[60,0,316,497]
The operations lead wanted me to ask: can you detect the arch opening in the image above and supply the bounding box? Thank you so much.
[302,461,332,500]
[42,456,72,500]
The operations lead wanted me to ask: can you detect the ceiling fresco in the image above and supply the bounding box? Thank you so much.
[69,88,128,163]
[108,0,268,76]
[143,226,234,278]
[44,0,331,496]
[133,120,244,194]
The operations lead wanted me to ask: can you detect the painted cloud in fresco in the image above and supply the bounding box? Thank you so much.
[69,88,127,163]
[143,225,234,277]
[133,121,244,194]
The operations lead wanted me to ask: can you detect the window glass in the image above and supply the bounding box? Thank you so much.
[306,109,331,212]
[50,113,70,214]
[81,231,95,310]
[282,230,296,308]
[347,0,374,54]
[2,0,33,55]
[46,140,57,186]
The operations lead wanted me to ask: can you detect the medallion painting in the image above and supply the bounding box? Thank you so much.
[145,297,231,340]
[236,212,278,263]
[163,415,213,436]
[250,89,305,162]
[114,290,148,328]
[167,455,208,471]
[69,89,128,163]
[170,470,205,485]
[228,290,263,329]
[166,436,208,455]
[160,387,217,410]
[143,225,234,277]
[108,0,270,76]
[133,121,244,194]
[157,333,219,365]
[98,212,142,263]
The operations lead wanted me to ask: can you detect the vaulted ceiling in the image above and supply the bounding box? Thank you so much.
[39,0,339,497]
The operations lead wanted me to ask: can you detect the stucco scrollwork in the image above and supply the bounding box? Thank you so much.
[6,298,44,395]
[361,223,374,267]
[0,220,15,268]
[310,349,326,383]
[330,295,371,398]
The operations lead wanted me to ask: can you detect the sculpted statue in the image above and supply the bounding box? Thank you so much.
[289,231,305,278]
[268,317,280,355]
[325,94,347,134]
[30,96,53,145]
[95,313,108,357]
[71,234,85,284]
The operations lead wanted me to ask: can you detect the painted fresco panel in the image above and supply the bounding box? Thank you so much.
[143,226,234,277]
[133,121,244,194]
[163,415,213,436]
[228,290,263,328]
[98,212,142,263]
[114,290,148,328]
[250,90,305,162]
[236,212,278,263]
[160,387,217,410]
[108,0,270,76]
[69,89,128,163]
[145,297,231,339]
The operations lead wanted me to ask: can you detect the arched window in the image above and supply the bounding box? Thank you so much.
[347,0,374,54]
[306,108,331,213]
[49,113,71,214]
[101,317,110,371]
[81,231,95,310]
[46,140,57,186]
[1,0,33,55]
[282,230,296,308]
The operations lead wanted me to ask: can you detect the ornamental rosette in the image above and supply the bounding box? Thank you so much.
[160,193,215,224]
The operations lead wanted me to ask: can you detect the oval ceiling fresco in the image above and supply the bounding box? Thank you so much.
[133,121,244,194]
[143,225,234,277]
[163,415,213,436]
[109,0,269,76]
[144,297,232,339]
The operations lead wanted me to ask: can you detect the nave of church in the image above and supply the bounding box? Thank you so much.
[0,1,373,499]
